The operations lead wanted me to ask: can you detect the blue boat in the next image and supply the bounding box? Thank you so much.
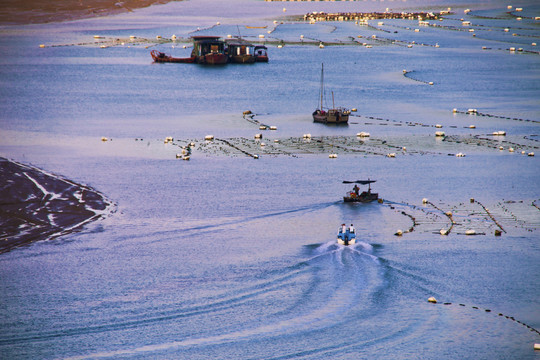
[337,224,356,245]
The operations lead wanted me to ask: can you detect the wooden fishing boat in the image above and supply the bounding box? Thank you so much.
[313,63,350,124]
[150,50,195,63]
[191,36,228,65]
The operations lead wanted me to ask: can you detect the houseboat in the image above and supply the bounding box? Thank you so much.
[191,36,228,65]
[225,38,256,63]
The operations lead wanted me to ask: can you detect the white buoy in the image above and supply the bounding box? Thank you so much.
[319,43,325,48]
[260,142,266,147]
[386,153,396,158]
[205,135,214,141]
[469,125,476,129]
[428,297,437,303]
[435,124,443,128]
[429,82,434,85]
[269,126,277,130]
[509,147,514,152]
[329,153,338,158]
[395,229,403,236]
[254,133,263,139]
[274,139,280,143]
[465,229,476,235]
[423,198,428,204]
[534,343,540,350]
[351,108,357,112]
[39,44,45,48]
[440,229,448,235]
[303,133,312,139]
[453,108,458,113]
[528,152,535,157]
[259,125,267,130]
[357,132,370,137]
[456,152,466,157]
[171,35,177,40]
[435,131,445,137]
[446,211,452,217]
[101,137,108,142]
[164,136,173,143]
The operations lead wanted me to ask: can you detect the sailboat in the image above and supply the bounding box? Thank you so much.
[312,63,350,124]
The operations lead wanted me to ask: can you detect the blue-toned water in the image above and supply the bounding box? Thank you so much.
[1,0,539,359]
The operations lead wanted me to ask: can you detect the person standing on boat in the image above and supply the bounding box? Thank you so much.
[349,224,355,234]
[353,184,359,196]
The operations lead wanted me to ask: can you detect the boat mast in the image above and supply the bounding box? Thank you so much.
[320,63,324,111]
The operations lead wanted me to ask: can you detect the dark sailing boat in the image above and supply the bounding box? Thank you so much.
[312,63,350,124]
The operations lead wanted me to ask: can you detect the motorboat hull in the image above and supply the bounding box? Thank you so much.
[337,236,356,246]
[344,191,378,203]
[337,232,356,246]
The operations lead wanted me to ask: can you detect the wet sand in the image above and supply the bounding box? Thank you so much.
[0,0,178,25]
[0,157,114,253]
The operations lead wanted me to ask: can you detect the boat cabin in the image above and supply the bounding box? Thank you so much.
[191,36,225,56]
[190,36,228,64]
[254,45,269,62]
[225,38,255,63]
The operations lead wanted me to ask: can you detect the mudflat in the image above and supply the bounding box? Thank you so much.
[0,157,114,253]
[0,0,177,25]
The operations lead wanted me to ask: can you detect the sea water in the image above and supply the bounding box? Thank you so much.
[0,0,539,359]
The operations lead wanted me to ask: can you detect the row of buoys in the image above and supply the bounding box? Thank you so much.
[454,109,539,124]
[215,138,259,159]
[472,199,506,234]
[427,296,540,348]
[402,69,435,85]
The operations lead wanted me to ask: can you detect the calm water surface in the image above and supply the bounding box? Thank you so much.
[0,0,539,359]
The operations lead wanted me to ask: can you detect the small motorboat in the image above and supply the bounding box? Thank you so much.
[337,224,356,245]
[343,180,378,203]
[254,45,269,62]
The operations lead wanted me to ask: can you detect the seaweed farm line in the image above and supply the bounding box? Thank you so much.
[107,130,539,159]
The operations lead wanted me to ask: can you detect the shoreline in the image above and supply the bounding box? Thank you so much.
[0,157,115,254]
[0,0,178,25]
